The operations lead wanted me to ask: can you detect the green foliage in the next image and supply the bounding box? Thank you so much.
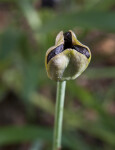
[40,11,115,33]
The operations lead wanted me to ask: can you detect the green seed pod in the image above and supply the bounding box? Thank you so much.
[45,30,91,81]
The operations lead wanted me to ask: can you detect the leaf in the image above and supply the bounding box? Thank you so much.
[0,126,93,150]
[84,0,115,11]
[93,0,115,11]
[85,67,115,79]
[0,126,52,145]
[0,29,20,60]
[39,11,115,33]
[29,92,55,115]
[29,140,44,150]
[18,0,42,42]
[18,0,41,31]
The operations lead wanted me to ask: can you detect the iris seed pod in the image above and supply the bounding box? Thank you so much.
[45,30,91,81]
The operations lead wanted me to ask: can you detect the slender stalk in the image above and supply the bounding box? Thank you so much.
[53,81,66,150]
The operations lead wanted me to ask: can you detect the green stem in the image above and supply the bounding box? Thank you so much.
[53,81,66,150]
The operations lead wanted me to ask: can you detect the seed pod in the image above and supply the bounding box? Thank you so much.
[45,30,91,81]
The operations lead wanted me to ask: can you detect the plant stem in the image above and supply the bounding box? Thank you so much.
[53,81,66,150]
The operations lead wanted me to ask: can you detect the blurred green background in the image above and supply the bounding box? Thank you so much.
[0,0,115,150]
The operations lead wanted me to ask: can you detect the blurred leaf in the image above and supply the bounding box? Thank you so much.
[0,126,52,145]
[63,133,92,150]
[85,67,115,79]
[18,0,41,31]
[85,0,115,11]
[18,0,42,41]
[93,0,115,11]
[0,29,20,60]
[67,82,115,121]
[29,92,55,115]
[67,82,97,108]
[84,122,115,146]
[21,60,40,98]
[40,11,115,33]
[2,68,22,93]
[0,126,93,150]
[30,140,44,150]
[104,81,115,101]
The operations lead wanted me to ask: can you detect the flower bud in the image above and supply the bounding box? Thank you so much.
[45,30,91,81]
